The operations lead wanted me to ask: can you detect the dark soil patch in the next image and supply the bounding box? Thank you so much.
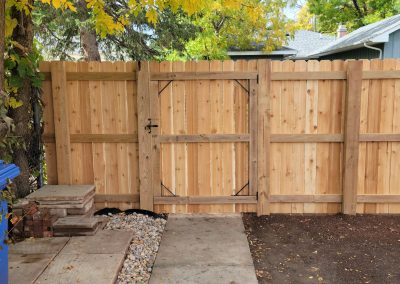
[243,214,400,284]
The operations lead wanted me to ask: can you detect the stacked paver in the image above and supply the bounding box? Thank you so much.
[26,185,96,218]
[14,185,100,237]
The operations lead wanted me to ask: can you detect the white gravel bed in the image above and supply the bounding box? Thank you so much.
[104,213,167,284]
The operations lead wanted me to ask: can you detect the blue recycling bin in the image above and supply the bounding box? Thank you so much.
[0,160,20,284]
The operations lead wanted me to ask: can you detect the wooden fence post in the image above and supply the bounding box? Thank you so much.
[257,60,271,216]
[137,61,154,211]
[249,77,258,197]
[50,62,72,184]
[342,60,363,215]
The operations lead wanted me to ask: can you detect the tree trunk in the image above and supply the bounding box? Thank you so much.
[0,0,5,90]
[10,0,34,197]
[77,0,101,61]
[0,0,7,140]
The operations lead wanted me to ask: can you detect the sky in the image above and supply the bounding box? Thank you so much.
[284,1,305,20]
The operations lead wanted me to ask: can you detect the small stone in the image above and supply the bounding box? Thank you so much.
[104,213,166,284]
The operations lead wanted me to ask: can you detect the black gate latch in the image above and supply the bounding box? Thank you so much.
[145,118,158,133]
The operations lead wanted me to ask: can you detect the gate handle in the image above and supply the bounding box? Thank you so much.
[145,119,158,133]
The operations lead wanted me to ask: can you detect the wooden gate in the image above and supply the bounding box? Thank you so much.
[137,61,269,213]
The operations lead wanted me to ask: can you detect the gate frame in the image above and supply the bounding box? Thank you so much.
[136,60,271,215]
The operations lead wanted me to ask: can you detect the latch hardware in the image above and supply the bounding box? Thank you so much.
[145,118,158,133]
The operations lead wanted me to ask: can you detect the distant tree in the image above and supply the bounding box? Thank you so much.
[166,0,291,60]
[33,2,199,61]
[308,0,400,33]
[33,0,292,61]
[290,2,313,31]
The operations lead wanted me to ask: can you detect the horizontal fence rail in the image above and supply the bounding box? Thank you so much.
[40,70,400,81]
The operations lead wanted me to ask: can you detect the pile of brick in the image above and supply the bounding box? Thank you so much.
[12,185,100,238]
[12,201,56,238]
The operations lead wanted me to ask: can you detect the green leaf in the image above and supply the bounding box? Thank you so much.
[8,76,23,89]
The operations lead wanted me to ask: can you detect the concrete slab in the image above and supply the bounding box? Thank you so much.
[35,253,125,284]
[150,214,258,284]
[9,237,69,254]
[9,237,69,284]
[8,230,133,284]
[26,185,95,202]
[53,216,99,229]
[60,230,133,254]
[151,264,258,284]
[9,253,56,284]
[35,193,95,208]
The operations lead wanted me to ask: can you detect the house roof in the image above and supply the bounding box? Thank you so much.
[227,30,335,59]
[308,14,400,58]
[286,30,335,58]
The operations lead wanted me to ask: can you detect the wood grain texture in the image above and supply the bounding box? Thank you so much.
[249,78,258,196]
[40,61,58,184]
[94,194,140,203]
[271,134,343,143]
[149,61,162,206]
[257,59,270,215]
[359,133,400,141]
[51,62,72,184]
[136,61,153,211]
[271,71,346,80]
[158,134,250,143]
[154,196,257,204]
[342,60,363,215]
[41,71,136,81]
[151,71,257,80]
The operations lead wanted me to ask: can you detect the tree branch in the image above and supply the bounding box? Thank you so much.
[351,0,364,17]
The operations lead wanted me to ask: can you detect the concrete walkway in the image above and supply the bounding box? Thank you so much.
[9,230,132,284]
[150,214,258,284]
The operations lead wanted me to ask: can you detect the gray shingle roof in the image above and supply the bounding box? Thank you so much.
[285,30,335,58]
[228,30,336,58]
[308,14,400,57]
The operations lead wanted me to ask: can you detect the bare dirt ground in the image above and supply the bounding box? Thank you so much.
[243,214,400,284]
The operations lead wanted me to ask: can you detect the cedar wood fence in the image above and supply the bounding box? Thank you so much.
[40,59,400,215]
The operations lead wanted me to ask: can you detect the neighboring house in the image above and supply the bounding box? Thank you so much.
[228,13,400,60]
[307,14,400,60]
[228,30,335,60]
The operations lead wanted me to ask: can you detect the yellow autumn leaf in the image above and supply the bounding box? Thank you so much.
[52,0,61,9]
[8,97,23,109]
[65,2,77,12]
[5,17,18,37]
[86,0,97,9]
[223,0,241,9]
[146,8,158,25]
